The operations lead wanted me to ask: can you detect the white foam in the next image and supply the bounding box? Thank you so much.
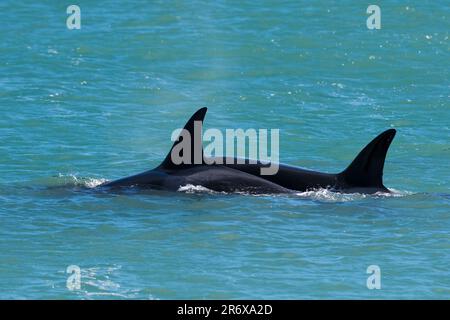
[57,173,107,188]
[177,184,274,196]
[178,184,216,194]
[295,188,413,202]
[84,178,108,188]
[177,183,413,200]
[385,188,414,197]
[67,265,148,299]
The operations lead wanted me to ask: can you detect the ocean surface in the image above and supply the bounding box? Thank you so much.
[1,1,449,299]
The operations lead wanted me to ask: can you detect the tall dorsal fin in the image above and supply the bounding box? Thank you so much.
[339,129,396,190]
[158,107,207,170]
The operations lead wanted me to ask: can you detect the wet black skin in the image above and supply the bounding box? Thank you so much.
[101,164,292,194]
[100,108,396,194]
[209,126,396,194]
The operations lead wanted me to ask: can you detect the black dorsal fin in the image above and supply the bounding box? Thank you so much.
[340,129,396,190]
[158,107,207,170]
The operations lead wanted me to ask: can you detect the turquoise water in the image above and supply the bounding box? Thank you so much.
[1,1,449,299]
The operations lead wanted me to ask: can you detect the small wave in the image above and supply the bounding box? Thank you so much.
[68,265,150,299]
[177,184,413,200]
[177,184,278,196]
[295,188,413,202]
[55,174,107,188]
[385,188,414,197]
[178,184,217,194]
[295,189,368,202]
[84,178,108,188]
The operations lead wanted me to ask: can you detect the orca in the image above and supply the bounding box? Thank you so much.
[100,108,396,194]
[100,108,291,194]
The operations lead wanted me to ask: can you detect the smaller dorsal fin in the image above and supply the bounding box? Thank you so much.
[340,129,396,190]
[158,107,207,170]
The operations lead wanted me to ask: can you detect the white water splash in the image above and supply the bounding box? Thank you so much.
[178,184,216,194]
[177,184,413,201]
[84,178,108,188]
[295,188,413,202]
[177,184,275,196]
[66,265,151,299]
[57,173,107,188]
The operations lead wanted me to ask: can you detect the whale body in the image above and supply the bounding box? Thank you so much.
[101,108,396,194]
